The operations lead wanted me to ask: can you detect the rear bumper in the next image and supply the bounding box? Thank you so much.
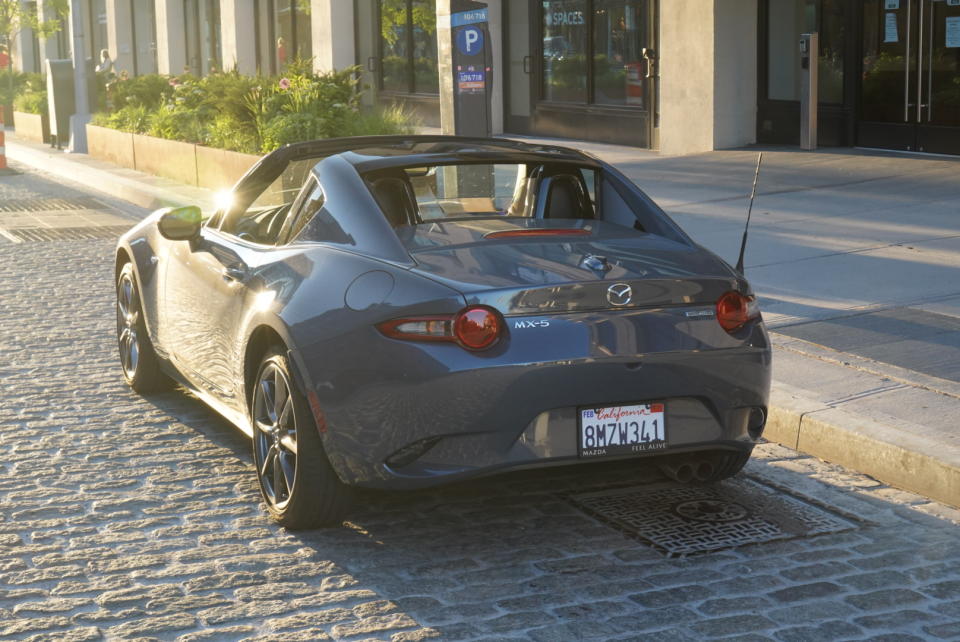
[296,322,771,489]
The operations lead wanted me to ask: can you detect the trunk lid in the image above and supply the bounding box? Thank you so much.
[398,219,743,314]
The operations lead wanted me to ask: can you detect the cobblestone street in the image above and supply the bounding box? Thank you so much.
[1,166,959,640]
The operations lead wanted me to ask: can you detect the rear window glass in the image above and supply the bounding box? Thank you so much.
[409,164,528,219]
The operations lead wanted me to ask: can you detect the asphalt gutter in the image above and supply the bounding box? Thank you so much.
[5,132,958,509]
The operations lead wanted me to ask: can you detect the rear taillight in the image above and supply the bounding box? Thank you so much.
[377,306,504,351]
[716,291,760,333]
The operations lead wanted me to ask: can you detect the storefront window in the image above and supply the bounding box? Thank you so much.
[252,0,310,73]
[767,0,845,104]
[542,0,651,106]
[593,0,649,106]
[184,0,221,75]
[411,0,438,93]
[378,0,438,94]
[818,0,846,104]
[542,0,588,102]
[380,0,409,92]
[88,0,108,61]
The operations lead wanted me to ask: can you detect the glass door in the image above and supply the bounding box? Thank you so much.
[860,0,960,153]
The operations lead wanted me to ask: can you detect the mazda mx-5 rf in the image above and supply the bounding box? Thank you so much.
[114,136,771,528]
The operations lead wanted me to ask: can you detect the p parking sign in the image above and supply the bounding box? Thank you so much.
[456,26,484,56]
[450,1,492,137]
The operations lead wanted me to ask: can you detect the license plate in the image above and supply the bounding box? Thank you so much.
[578,403,666,458]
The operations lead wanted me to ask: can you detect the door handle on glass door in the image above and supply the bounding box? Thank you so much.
[522,56,532,74]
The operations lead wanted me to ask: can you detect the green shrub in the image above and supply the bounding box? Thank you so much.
[91,65,413,154]
[14,89,46,114]
[262,111,328,151]
[340,103,418,137]
[147,103,207,144]
[91,105,152,133]
[109,74,173,109]
[207,113,260,154]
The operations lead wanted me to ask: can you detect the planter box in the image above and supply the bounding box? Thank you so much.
[13,110,49,144]
[133,134,198,186]
[196,145,259,191]
[86,124,135,169]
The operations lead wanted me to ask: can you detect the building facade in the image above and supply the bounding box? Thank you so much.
[9,0,960,155]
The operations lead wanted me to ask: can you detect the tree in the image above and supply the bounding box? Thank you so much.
[0,0,68,109]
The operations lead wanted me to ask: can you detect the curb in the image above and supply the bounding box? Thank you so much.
[766,381,959,508]
[5,138,215,212]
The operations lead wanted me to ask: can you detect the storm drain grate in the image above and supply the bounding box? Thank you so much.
[0,226,131,242]
[566,477,858,557]
[0,197,106,213]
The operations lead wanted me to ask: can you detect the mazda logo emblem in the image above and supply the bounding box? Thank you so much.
[607,283,633,306]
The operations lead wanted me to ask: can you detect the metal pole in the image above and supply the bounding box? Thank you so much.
[800,32,818,151]
[68,0,89,153]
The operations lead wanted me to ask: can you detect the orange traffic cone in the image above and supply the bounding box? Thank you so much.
[0,127,7,172]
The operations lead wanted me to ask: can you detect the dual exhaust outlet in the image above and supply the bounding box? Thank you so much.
[660,459,717,483]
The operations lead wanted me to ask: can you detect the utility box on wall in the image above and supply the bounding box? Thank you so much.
[45,58,97,148]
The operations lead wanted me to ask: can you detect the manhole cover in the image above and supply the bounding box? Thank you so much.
[0,197,105,213]
[0,226,131,242]
[565,477,858,557]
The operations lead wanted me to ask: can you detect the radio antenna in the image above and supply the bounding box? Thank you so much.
[735,152,764,274]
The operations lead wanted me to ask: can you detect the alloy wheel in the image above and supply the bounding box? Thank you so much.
[253,362,299,510]
[116,273,140,379]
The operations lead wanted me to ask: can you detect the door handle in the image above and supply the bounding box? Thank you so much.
[522,55,532,74]
[642,48,657,79]
[367,56,379,72]
[222,265,247,282]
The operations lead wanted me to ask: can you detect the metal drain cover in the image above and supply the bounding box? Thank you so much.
[0,197,105,212]
[566,477,858,557]
[0,226,132,242]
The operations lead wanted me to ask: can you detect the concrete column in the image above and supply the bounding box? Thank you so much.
[658,0,757,155]
[311,0,355,73]
[220,0,257,75]
[712,0,758,150]
[154,0,185,75]
[436,0,455,135]
[105,0,133,74]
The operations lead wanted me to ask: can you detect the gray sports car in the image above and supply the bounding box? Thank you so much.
[114,136,771,528]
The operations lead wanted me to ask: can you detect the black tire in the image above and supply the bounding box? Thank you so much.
[251,346,351,529]
[116,263,172,393]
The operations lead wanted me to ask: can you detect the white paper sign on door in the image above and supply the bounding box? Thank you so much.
[885,13,899,43]
[885,0,899,9]
[947,17,960,48]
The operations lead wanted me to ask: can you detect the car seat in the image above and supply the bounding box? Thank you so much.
[371,177,418,227]
[542,174,592,219]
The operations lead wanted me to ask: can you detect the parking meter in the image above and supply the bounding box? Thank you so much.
[799,33,818,151]
[450,0,492,137]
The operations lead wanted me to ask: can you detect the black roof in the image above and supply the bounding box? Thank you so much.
[275,135,602,172]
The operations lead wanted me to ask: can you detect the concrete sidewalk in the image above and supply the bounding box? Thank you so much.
[5,131,959,509]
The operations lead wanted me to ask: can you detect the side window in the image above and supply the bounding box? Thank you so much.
[580,168,596,205]
[220,159,317,245]
[600,176,641,230]
[289,183,325,240]
[291,183,355,246]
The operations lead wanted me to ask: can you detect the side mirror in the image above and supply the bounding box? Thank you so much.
[157,206,202,241]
